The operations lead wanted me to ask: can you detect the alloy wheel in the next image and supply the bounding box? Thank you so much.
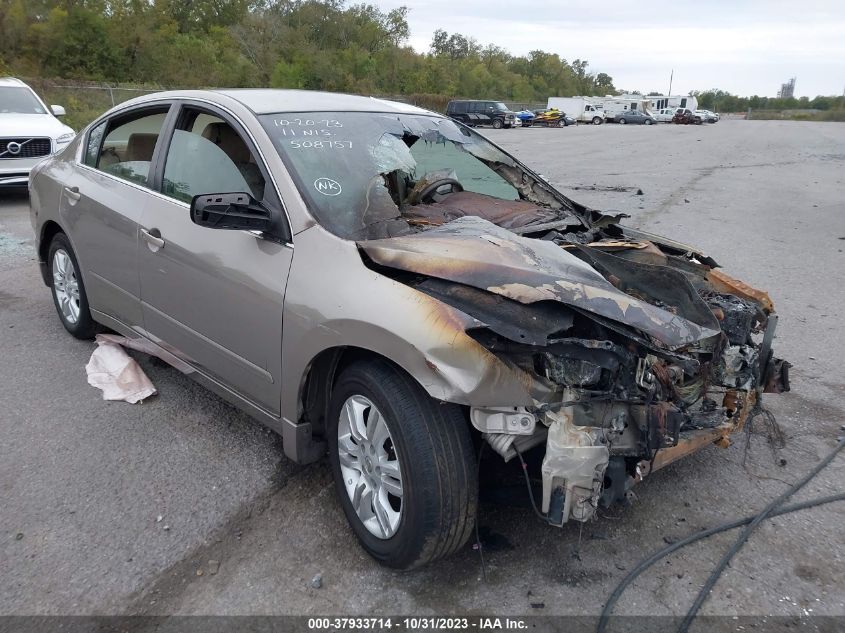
[52,249,80,325]
[337,395,403,539]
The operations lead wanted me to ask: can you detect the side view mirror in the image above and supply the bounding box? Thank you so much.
[51,105,66,117]
[190,192,273,233]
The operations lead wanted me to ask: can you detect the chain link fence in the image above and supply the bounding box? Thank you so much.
[24,77,572,130]
[23,77,172,131]
[23,78,464,130]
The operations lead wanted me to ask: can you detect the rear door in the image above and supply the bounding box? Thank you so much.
[137,102,291,415]
[61,104,173,329]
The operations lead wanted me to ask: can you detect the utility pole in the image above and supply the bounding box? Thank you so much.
[668,69,673,97]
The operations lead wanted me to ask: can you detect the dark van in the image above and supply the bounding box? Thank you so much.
[446,100,519,129]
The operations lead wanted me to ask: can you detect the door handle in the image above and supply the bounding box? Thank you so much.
[140,228,165,249]
[63,186,81,201]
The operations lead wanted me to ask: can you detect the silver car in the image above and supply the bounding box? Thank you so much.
[30,89,790,569]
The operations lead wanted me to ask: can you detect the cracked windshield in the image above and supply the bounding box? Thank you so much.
[260,112,520,239]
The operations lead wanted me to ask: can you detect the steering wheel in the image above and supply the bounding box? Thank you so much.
[419,178,464,203]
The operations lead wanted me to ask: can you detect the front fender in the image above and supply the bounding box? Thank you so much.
[280,225,542,424]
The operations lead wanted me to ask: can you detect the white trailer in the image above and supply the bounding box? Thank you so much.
[619,94,698,113]
[589,97,652,122]
[547,97,606,125]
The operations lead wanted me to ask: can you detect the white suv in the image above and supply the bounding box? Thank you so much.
[0,77,75,188]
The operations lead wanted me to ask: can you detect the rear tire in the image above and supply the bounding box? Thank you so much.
[48,233,98,339]
[327,358,477,569]
[618,118,627,124]
[645,119,653,125]
[557,119,566,128]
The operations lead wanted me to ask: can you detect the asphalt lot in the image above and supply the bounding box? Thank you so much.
[1,120,844,620]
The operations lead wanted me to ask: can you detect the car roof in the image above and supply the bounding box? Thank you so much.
[122,88,436,116]
[0,77,29,88]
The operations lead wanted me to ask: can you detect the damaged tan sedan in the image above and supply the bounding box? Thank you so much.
[30,90,790,569]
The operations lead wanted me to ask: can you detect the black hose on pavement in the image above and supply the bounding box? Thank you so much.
[597,436,845,633]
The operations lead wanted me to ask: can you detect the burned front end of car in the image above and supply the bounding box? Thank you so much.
[361,215,791,526]
[262,108,790,526]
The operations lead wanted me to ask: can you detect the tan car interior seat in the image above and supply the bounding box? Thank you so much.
[200,122,265,199]
[124,133,158,162]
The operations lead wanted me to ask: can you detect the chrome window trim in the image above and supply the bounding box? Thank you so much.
[75,95,294,243]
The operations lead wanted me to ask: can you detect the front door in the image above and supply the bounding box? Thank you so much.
[137,104,291,415]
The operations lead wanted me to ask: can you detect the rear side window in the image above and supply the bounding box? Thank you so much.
[451,102,467,114]
[83,121,106,167]
[96,109,169,187]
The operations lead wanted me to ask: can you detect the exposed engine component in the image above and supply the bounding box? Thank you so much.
[533,337,633,390]
[599,456,637,507]
[470,406,536,435]
[703,292,760,345]
[715,345,759,390]
[540,356,602,387]
[483,428,548,463]
[541,405,609,526]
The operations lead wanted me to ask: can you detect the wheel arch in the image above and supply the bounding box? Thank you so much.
[38,220,65,286]
[294,344,472,442]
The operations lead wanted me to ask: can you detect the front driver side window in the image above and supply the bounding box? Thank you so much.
[162,111,266,204]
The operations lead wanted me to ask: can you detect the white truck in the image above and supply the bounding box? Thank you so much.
[547,97,606,125]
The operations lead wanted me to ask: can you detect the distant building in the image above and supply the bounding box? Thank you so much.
[777,78,796,99]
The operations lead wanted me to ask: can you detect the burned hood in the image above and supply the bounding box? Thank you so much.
[359,216,721,349]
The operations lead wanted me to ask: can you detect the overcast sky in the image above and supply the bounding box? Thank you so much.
[376,0,845,98]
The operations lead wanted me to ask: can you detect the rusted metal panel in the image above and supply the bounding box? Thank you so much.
[640,428,724,475]
[706,268,775,313]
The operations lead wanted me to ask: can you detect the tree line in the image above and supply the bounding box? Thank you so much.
[0,0,616,102]
[691,89,844,113]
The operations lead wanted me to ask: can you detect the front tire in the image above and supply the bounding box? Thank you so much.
[492,119,503,129]
[592,116,602,125]
[328,359,477,569]
[618,118,627,124]
[48,233,98,339]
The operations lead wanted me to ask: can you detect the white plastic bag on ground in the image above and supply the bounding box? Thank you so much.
[86,334,156,403]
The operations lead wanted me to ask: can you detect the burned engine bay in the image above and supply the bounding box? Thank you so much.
[272,111,792,526]
[360,212,791,525]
